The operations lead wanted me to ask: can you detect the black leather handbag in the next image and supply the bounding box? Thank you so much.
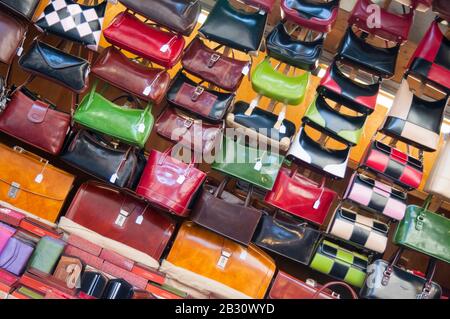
[18,41,90,93]
[254,212,321,265]
[0,0,41,20]
[338,27,399,79]
[199,0,268,53]
[61,130,147,190]
[266,22,324,71]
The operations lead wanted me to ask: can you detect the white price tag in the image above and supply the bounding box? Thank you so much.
[135,215,144,225]
[160,44,169,53]
[138,123,146,133]
[313,199,321,210]
[254,160,262,171]
[176,175,186,184]
[110,173,118,183]
[143,86,152,96]
[34,174,43,184]
[242,65,250,76]
[279,124,286,134]
[17,47,23,56]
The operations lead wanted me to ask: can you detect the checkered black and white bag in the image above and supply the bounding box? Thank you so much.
[35,0,107,51]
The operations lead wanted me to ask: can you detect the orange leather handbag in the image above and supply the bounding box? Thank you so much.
[0,144,74,222]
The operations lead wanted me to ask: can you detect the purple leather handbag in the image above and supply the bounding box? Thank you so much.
[0,237,34,276]
[0,222,15,253]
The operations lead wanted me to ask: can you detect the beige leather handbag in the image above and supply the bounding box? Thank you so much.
[424,133,450,200]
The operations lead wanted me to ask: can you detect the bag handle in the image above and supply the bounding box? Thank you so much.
[312,281,359,299]
[214,176,253,208]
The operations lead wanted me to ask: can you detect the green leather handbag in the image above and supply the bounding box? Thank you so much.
[73,81,154,148]
[211,135,284,190]
[251,58,310,106]
[394,195,450,264]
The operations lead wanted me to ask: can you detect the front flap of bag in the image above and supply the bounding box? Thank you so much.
[372,141,423,171]
[335,208,389,234]
[355,173,407,201]
[318,240,368,271]
[33,41,87,70]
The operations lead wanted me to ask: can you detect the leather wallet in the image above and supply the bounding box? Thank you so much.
[79,271,108,299]
[0,222,15,253]
[103,278,134,299]
[28,236,66,274]
[53,256,83,289]
[0,237,34,276]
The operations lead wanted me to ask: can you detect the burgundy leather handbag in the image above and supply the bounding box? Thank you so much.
[136,148,207,217]
[0,88,70,155]
[182,38,250,92]
[103,12,185,69]
[65,181,175,260]
[0,10,26,65]
[92,47,170,104]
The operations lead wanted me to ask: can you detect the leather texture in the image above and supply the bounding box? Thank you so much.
[0,89,71,155]
[103,279,134,299]
[0,10,26,65]
[65,181,175,260]
[243,0,275,12]
[182,37,250,92]
[424,133,450,201]
[266,22,324,71]
[166,222,275,299]
[433,0,450,21]
[0,237,34,276]
[28,236,65,274]
[19,41,90,93]
[199,0,268,53]
[0,222,15,253]
[0,0,40,20]
[0,144,74,223]
[167,71,235,122]
[103,12,185,68]
[61,130,146,189]
[53,256,83,289]
[80,271,108,299]
[136,149,207,217]
[119,0,201,36]
[92,47,170,104]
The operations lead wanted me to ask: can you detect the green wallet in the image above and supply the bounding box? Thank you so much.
[27,236,66,274]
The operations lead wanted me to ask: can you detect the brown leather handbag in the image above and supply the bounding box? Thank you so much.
[91,47,171,105]
[0,144,74,223]
[0,10,26,65]
[191,178,262,246]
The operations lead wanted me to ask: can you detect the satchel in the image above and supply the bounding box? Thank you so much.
[266,22,324,72]
[191,178,262,245]
[310,239,368,288]
[0,144,74,223]
[393,195,450,263]
[103,12,185,69]
[0,10,27,65]
[199,0,268,54]
[161,222,275,299]
[0,237,34,276]
[424,133,450,201]
[73,81,154,148]
[136,148,207,217]
[361,248,442,299]
[35,0,107,51]
[61,130,147,190]
[166,71,235,122]
[92,47,170,104]
[380,79,447,152]
[119,0,201,36]
[182,37,250,92]
[0,0,41,20]
[318,62,380,115]
[327,207,389,254]
[344,173,407,221]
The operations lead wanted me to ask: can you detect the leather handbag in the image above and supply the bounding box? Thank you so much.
[35,0,107,51]
[92,47,170,104]
[254,212,321,265]
[73,81,154,148]
[103,12,185,69]
[281,0,340,33]
[344,173,407,221]
[0,88,70,155]
[119,0,201,36]
[264,167,337,225]
[424,133,450,201]
[155,107,224,154]
[266,22,324,72]
[338,27,399,79]
[433,0,450,22]
[136,148,207,217]
[393,195,450,263]
[243,0,275,12]
[360,248,442,299]
[287,126,351,179]
[61,130,147,189]
[380,79,448,152]
[212,135,284,191]
[163,222,275,299]
[0,237,34,276]
[0,0,41,20]
[327,207,389,254]
[226,100,297,152]
[349,0,414,43]
[303,95,367,146]
[408,19,449,91]
[310,239,368,288]
[28,236,65,274]
[198,0,268,54]
[166,71,235,122]
[65,181,175,261]
[0,144,74,223]
[360,139,423,190]
[251,58,310,105]
[317,62,380,115]
[0,223,15,253]
[182,37,250,92]
[0,10,27,65]
[191,178,262,245]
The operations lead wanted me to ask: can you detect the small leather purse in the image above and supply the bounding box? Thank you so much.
[424,133,450,201]
[0,0,41,20]
[0,222,15,253]
[0,10,27,65]
[166,71,235,122]
[0,237,34,276]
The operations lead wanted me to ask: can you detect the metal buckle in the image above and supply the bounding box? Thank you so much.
[208,53,220,68]
[191,86,204,102]
[217,250,232,269]
[183,118,194,128]
[114,209,130,227]
[8,182,20,199]
[381,267,393,286]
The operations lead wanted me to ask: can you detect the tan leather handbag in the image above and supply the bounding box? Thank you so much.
[424,133,450,201]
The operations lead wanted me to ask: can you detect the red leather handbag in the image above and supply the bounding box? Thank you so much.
[103,12,185,69]
[264,167,337,225]
[0,10,26,65]
[136,148,207,217]
[91,47,170,104]
[242,0,275,12]
[349,0,414,43]
[0,88,70,155]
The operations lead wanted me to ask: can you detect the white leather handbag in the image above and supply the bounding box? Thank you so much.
[424,133,450,201]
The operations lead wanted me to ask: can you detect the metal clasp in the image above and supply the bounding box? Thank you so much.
[8,182,20,199]
[217,250,232,269]
[114,209,130,227]
[191,86,204,102]
[208,53,220,68]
